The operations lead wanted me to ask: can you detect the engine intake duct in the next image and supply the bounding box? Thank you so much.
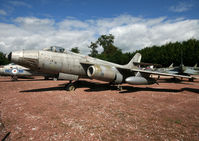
[87,65,123,84]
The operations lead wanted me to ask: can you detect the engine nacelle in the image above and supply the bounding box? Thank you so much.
[58,73,79,80]
[87,65,123,84]
[125,76,156,85]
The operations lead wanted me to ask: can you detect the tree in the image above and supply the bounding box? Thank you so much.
[97,34,115,55]
[89,34,199,66]
[0,52,9,65]
[70,47,80,53]
[88,42,98,57]
[88,34,128,64]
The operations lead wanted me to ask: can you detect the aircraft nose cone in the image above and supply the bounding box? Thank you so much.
[9,51,24,63]
[0,68,3,74]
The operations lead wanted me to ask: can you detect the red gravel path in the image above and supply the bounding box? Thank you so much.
[0,76,199,141]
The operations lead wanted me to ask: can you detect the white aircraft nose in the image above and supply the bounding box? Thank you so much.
[0,68,3,74]
[8,50,39,69]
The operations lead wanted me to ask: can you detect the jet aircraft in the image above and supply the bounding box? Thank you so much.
[156,63,199,79]
[0,63,66,81]
[7,46,194,91]
[0,63,33,80]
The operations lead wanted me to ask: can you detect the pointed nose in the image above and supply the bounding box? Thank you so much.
[8,50,39,69]
[9,51,24,63]
[0,68,3,74]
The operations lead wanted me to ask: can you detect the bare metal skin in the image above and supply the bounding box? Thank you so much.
[7,46,195,90]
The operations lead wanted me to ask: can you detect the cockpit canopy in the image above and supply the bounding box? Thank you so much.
[43,46,65,53]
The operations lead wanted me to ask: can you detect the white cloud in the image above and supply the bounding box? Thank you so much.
[0,15,199,55]
[170,2,193,13]
[58,19,89,30]
[0,9,7,16]
[9,1,32,8]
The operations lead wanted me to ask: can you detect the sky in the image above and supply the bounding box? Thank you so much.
[0,0,199,54]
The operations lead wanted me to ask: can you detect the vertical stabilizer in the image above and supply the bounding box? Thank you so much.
[125,53,142,69]
[169,63,173,68]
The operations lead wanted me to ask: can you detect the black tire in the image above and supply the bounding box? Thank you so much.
[66,84,76,91]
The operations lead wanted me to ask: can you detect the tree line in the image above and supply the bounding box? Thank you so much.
[0,34,199,67]
[88,34,199,67]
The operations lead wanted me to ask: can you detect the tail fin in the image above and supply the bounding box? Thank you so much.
[169,63,173,68]
[193,63,197,68]
[125,53,142,68]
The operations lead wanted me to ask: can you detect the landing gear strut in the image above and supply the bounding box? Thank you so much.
[11,76,18,81]
[117,85,123,91]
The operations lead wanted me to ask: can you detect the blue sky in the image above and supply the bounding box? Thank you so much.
[0,0,199,54]
[1,0,199,21]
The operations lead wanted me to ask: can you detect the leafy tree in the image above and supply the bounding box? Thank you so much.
[88,34,199,67]
[97,34,115,55]
[88,34,127,64]
[0,52,9,65]
[88,42,98,57]
[70,47,80,53]
[136,39,199,67]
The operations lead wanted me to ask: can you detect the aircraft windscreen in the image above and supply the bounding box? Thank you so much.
[43,46,65,53]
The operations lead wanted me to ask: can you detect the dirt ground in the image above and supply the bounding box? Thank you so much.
[0,76,199,141]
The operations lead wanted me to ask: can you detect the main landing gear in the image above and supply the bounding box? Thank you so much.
[117,84,123,91]
[11,76,18,81]
[189,77,194,82]
[65,81,78,91]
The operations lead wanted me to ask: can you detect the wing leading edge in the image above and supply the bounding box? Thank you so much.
[130,68,195,79]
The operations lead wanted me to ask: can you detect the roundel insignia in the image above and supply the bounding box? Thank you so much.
[12,68,18,74]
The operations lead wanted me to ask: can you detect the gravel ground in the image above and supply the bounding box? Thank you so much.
[0,76,199,141]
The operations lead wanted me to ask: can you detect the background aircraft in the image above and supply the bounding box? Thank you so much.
[156,63,199,77]
[0,63,74,81]
[7,46,194,91]
[0,63,34,80]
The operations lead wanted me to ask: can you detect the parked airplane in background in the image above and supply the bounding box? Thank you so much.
[0,63,69,81]
[0,63,34,80]
[7,46,194,91]
[156,63,199,77]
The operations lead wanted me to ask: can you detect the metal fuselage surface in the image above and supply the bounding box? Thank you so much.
[38,50,124,78]
[9,48,194,85]
[10,50,130,82]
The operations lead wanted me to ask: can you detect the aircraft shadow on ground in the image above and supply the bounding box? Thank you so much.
[0,79,45,82]
[119,86,199,94]
[20,86,66,92]
[20,80,199,94]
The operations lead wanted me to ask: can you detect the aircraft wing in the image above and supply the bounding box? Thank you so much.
[80,60,195,79]
[130,68,195,79]
[133,62,162,67]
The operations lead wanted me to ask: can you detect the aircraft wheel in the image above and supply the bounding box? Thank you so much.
[44,76,49,80]
[66,84,76,91]
[53,77,58,81]
[189,78,194,82]
[11,76,18,81]
[117,85,123,91]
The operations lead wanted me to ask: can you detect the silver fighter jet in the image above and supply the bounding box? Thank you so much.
[7,46,194,90]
